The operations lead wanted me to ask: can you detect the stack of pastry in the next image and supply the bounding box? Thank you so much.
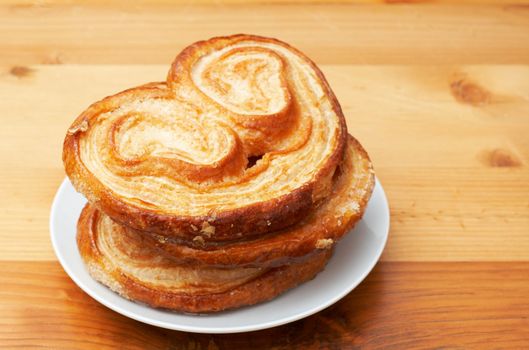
[63,34,375,313]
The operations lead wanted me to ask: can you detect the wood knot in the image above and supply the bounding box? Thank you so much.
[450,76,491,106]
[9,66,34,78]
[482,149,521,168]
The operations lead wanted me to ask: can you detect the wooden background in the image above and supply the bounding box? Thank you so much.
[1,0,528,348]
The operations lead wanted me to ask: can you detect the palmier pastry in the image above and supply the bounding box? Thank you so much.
[110,136,374,268]
[64,34,376,313]
[63,34,347,242]
[77,203,332,313]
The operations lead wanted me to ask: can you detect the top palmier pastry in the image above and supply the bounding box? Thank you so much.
[63,34,347,242]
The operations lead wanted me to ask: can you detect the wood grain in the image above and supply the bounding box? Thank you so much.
[1,1,529,347]
[1,261,527,349]
[1,3,529,66]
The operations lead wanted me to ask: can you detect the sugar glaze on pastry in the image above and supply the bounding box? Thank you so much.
[63,34,376,313]
[64,34,347,241]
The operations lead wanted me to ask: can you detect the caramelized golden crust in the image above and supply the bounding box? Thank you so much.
[130,136,374,268]
[63,34,347,242]
[67,34,375,313]
[77,204,332,313]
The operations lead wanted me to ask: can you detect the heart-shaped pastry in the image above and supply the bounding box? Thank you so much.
[63,34,347,242]
[65,34,376,313]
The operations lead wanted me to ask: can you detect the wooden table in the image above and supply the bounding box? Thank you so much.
[1,1,528,348]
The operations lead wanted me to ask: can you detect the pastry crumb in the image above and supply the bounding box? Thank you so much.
[68,119,89,134]
[193,236,205,246]
[190,224,198,231]
[355,189,366,197]
[201,221,215,237]
[315,238,334,249]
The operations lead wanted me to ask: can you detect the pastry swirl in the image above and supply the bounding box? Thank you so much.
[63,34,347,241]
[64,34,376,313]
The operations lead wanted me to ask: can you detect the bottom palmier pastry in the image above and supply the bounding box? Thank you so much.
[77,204,332,313]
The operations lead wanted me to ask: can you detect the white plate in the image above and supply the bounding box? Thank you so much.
[50,177,389,334]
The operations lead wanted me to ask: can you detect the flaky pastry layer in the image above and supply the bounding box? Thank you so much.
[77,204,332,313]
[64,34,347,241]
